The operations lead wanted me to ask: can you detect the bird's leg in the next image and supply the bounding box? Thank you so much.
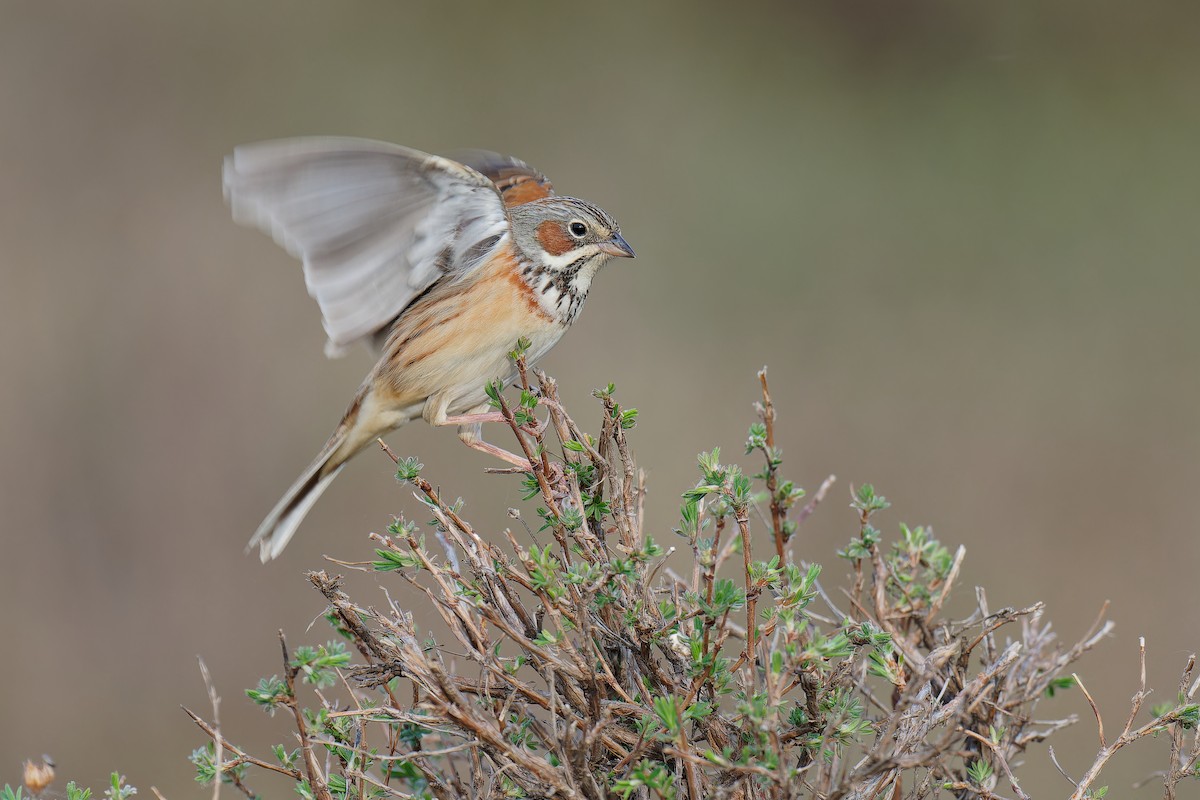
[444,409,545,436]
[425,399,533,471]
[440,410,507,425]
[457,426,533,470]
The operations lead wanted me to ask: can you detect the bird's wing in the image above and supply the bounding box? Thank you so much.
[454,150,555,207]
[224,137,511,354]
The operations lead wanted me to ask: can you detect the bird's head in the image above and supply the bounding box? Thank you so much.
[510,197,635,277]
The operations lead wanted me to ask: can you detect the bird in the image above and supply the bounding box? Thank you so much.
[224,137,635,561]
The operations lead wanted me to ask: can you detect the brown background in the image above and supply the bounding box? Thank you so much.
[2,1,1199,796]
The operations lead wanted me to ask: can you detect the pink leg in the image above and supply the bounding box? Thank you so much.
[459,436,532,469]
[442,407,547,435]
[441,410,507,426]
[427,404,533,470]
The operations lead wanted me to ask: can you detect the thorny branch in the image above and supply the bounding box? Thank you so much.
[187,366,1200,800]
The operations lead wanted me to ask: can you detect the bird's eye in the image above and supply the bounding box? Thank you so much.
[568,221,588,238]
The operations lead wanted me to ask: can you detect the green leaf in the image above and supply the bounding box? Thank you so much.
[613,760,674,799]
[189,743,217,784]
[966,759,993,786]
[246,675,289,710]
[104,774,136,800]
[851,484,890,513]
[291,642,352,688]
[484,380,505,408]
[272,744,299,769]
[532,629,559,647]
[508,336,532,360]
[1045,675,1076,697]
[394,457,423,483]
[683,484,721,501]
[373,547,423,572]
[683,701,714,722]
[651,695,681,736]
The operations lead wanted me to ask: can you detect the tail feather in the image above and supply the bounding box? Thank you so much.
[251,382,412,561]
[249,459,345,562]
[249,428,350,562]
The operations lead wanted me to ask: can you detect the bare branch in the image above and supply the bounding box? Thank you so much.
[179,368,1197,800]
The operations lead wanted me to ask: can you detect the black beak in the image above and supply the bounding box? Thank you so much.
[599,233,636,259]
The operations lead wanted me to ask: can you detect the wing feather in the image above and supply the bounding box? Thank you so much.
[224,137,510,352]
[454,150,555,207]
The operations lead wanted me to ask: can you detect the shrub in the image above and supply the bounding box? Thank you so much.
[186,359,1200,800]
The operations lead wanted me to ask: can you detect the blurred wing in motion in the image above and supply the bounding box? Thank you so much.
[454,150,555,207]
[223,137,511,355]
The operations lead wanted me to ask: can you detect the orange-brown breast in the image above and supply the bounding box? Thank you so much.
[487,244,554,322]
[536,220,574,257]
[450,243,553,322]
[378,242,556,398]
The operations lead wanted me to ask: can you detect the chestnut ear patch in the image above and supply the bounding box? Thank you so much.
[536,220,575,256]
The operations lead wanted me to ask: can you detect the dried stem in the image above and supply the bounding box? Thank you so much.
[757,367,785,560]
[183,367,1196,800]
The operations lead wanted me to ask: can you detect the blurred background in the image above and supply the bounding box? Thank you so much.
[2,0,1198,795]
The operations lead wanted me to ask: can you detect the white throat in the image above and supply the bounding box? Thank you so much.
[525,248,608,323]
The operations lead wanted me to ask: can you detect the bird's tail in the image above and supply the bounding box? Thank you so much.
[248,434,348,562]
[250,381,414,561]
[253,380,405,561]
